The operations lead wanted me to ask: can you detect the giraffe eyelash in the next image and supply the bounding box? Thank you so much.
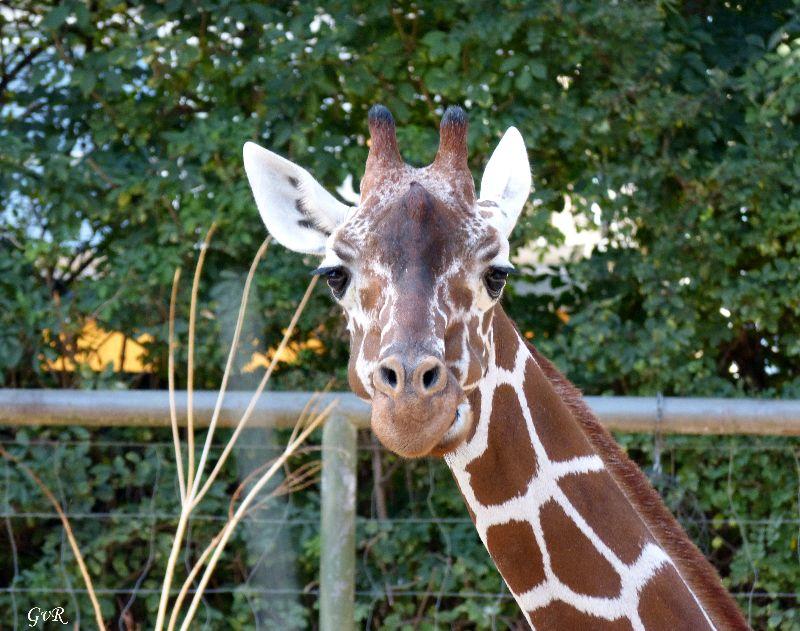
[484,266,514,299]
[312,265,351,299]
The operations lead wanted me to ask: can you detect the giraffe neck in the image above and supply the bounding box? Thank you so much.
[445,308,748,630]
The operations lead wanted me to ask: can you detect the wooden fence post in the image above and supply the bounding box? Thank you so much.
[319,413,357,631]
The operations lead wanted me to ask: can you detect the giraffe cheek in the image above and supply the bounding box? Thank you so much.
[347,331,374,399]
[347,353,371,399]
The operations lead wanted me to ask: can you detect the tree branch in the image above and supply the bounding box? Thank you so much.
[0,44,44,102]
[85,156,119,188]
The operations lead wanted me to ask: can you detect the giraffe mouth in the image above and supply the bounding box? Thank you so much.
[429,401,473,456]
[369,368,467,458]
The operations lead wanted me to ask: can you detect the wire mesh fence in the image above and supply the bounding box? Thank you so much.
[0,424,798,630]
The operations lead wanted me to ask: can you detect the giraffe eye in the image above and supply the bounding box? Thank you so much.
[484,266,513,299]
[312,266,350,299]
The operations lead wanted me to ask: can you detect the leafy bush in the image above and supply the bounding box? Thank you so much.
[2,1,798,395]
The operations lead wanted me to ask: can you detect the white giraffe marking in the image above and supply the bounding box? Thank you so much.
[446,330,717,630]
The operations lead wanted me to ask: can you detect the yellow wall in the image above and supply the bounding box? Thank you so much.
[45,321,324,374]
[45,320,154,373]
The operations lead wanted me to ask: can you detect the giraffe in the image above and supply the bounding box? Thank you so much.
[242,105,749,630]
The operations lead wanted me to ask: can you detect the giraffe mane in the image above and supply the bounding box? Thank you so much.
[524,340,750,630]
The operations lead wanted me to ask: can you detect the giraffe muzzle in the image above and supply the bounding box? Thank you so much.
[370,354,466,458]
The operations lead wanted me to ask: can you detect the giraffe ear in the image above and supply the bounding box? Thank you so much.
[243,142,354,255]
[478,127,532,238]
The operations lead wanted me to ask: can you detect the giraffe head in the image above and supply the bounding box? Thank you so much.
[244,106,531,457]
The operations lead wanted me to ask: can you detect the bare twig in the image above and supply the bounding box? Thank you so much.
[85,156,118,188]
[0,44,43,101]
[0,446,107,630]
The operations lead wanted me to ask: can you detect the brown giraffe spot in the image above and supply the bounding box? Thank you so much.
[466,384,537,506]
[361,329,381,363]
[482,310,493,336]
[444,321,465,364]
[559,470,652,565]
[468,315,482,347]
[464,350,482,386]
[529,601,633,631]
[540,500,622,598]
[465,387,481,443]
[494,335,519,372]
[448,281,473,311]
[359,283,380,313]
[492,309,521,373]
[347,352,370,399]
[486,520,545,594]
[523,358,594,462]
[465,316,484,384]
[637,565,715,630]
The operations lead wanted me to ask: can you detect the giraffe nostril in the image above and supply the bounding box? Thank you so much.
[381,366,398,389]
[422,365,440,391]
[412,357,447,396]
[374,356,406,397]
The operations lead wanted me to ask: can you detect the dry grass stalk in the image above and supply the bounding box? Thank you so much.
[166,420,326,631]
[177,401,332,631]
[168,267,186,503]
[185,222,218,494]
[166,389,328,630]
[191,274,319,508]
[189,236,271,502]
[1,225,321,630]
[154,229,327,631]
[0,446,107,630]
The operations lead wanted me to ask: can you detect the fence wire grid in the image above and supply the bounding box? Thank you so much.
[0,424,798,630]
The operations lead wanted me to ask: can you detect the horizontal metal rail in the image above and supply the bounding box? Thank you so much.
[0,389,799,434]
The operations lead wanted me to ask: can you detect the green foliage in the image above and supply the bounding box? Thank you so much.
[2,1,798,395]
[2,1,800,629]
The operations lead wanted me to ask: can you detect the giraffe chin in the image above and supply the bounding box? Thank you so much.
[370,384,466,459]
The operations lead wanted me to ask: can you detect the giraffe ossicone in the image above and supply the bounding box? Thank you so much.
[243,106,749,630]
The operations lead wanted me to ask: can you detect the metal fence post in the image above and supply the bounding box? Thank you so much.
[319,412,357,631]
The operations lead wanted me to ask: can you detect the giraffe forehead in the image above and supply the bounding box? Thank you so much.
[336,181,496,278]
[361,162,472,209]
